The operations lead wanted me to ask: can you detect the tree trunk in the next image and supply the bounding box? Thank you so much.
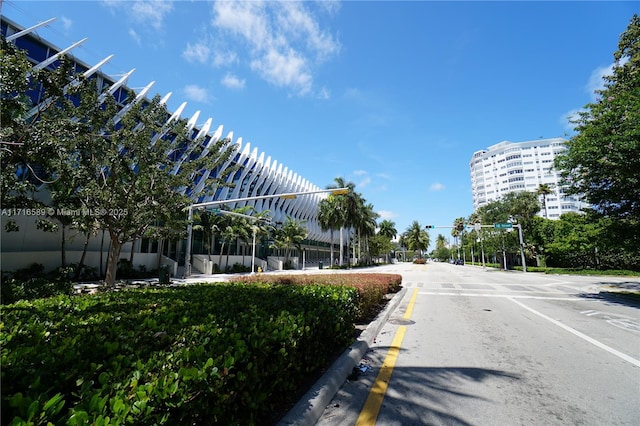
[99,229,106,278]
[218,242,225,272]
[206,232,212,261]
[157,238,164,270]
[61,225,67,267]
[75,231,91,280]
[346,229,351,267]
[129,238,136,263]
[330,229,334,266]
[225,242,232,273]
[339,227,344,266]
[105,237,123,286]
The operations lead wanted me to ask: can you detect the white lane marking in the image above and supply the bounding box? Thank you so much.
[579,310,640,334]
[418,291,584,301]
[509,297,640,368]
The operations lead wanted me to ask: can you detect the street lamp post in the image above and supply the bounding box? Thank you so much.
[184,187,349,277]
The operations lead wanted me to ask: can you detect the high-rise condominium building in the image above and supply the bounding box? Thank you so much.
[470,138,585,219]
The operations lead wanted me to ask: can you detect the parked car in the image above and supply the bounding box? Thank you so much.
[454,259,464,265]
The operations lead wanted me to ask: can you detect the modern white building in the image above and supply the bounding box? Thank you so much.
[470,138,585,219]
[1,16,342,275]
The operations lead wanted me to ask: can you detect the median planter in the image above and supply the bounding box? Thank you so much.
[0,282,362,425]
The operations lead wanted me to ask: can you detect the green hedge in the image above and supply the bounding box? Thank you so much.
[231,273,403,321]
[1,283,360,425]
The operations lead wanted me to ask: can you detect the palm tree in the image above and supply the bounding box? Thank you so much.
[327,177,356,266]
[271,215,307,269]
[213,206,253,272]
[355,202,379,265]
[377,219,397,264]
[435,234,447,250]
[318,195,341,267]
[451,217,465,260]
[401,221,430,259]
[192,210,217,260]
[243,209,273,271]
[378,220,397,240]
[536,183,554,219]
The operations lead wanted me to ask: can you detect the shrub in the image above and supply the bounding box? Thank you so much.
[231,262,251,273]
[231,273,403,322]
[1,283,361,425]
[1,263,74,305]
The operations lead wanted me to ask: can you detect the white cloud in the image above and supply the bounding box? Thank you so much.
[377,210,398,220]
[213,50,239,67]
[429,182,445,191]
[210,0,340,95]
[357,176,372,188]
[183,41,210,64]
[102,0,174,30]
[353,170,367,176]
[561,108,582,133]
[183,84,210,103]
[586,64,614,101]
[60,16,72,32]
[130,0,173,30]
[221,73,246,90]
[317,86,330,100]
[128,29,141,46]
[250,48,312,94]
[561,60,625,134]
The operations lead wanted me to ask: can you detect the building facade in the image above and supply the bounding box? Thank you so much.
[470,138,585,219]
[1,16,340,274]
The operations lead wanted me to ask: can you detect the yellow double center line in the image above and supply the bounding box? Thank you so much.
[356,288,419,425]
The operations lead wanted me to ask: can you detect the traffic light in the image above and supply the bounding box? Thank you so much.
[425,225,435,229]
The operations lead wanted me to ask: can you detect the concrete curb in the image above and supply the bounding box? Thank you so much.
[278,287,408,426]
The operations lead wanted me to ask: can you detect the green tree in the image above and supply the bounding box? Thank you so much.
[192,210,219,261]
[451,217,466,260]
[545,212,602,268]
[536,184,554,219]
[326,177,357,266]
[0,38,77,226]
[378,220,397,240]
[401,221,430,259]
[502,191,540,233]
[271,215,307,268]
[48,79,235,285]
[432,234,450,261]
[369,234,394,263]
[556,14,640,221]
[318,194,342,266]
[377,219,397,263]
[354,201,378,265]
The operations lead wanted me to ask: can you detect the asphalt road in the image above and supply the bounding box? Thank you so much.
[316,262,640,426]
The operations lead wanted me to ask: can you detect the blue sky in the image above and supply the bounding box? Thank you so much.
[3,0,638,242]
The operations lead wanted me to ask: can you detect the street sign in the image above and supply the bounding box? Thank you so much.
[494,223,513,229]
